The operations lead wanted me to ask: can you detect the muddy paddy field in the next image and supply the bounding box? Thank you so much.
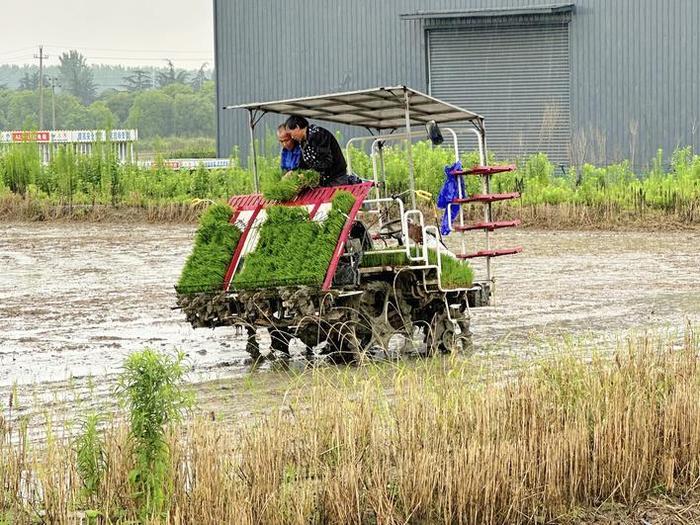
[1,222,699,424]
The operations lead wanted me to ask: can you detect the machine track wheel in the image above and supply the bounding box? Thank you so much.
[245,325,261,359]
[324,325,367,364]
[423,301,472,356]
[268,328,293,357]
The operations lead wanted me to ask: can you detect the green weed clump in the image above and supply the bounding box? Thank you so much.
[116,349,192,521]
[362,248,473,289]
[74,414,106,504]
[0,144,41,196]
[234,190,355,288]
[261,169,320,201]
[176,203,241,293]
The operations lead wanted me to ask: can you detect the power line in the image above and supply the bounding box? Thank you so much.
[0,47,37,58]
[83,56,212,61]
[43,44,213,54]
[0,52,37,62]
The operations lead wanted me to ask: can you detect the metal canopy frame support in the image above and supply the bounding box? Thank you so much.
[247,109,266,193]
[404,90,417,209]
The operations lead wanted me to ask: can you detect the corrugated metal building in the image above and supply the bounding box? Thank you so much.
[214,0,699,168]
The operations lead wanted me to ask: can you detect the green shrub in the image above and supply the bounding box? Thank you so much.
[189,163,211,198]
[116,349,192,521]
[233,190,355,288]
[176,203,241,293]
[0,144,40,196]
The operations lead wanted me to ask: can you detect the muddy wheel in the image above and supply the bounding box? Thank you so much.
[425,311,454,355]
[456,318,473,355]
[269,328,293,357]
[319,322,366,363]
[295,324,320,358]
[245,326,261,359]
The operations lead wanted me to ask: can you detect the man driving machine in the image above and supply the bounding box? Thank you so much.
[284,115,354,187]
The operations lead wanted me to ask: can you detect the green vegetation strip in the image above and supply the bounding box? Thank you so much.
[261,169,320,201]
[176,203,241,294]
[233,190,355,289]
[2,140,699,224]
[361,248,473,289]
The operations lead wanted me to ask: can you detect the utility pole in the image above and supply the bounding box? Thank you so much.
[34,46,49,130]
[50,76,60,130]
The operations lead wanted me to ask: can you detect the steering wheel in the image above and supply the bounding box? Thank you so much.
[378,218,443,248]
[378,219,404,242]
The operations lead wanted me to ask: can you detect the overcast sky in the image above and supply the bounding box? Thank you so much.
[1,0,214,68]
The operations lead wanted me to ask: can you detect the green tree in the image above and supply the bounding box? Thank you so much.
[126,90,174,137]
[86,101,115,129]
[0,91,8,129]
[122,69,152,92]
[18,70,48,91]
[157,60,190,88]
[199,80,216,105]
[54,93,90,129]
[102,91,135,127]
[161,83,193,98]
[189,63,209,91]
[6,91,38,129]
[173,93,214,136]
[59,50,97,105]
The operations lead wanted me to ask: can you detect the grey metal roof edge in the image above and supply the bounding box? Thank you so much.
[223,85,409,111]
[222,86,483,129]
[400,3,575,20]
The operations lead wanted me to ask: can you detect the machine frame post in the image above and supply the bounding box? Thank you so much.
[248,109,260,193]
[403,90,417,209]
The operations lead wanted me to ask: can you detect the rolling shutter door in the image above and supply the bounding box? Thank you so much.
[428,23,570,164]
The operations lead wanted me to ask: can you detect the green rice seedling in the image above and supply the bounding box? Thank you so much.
[361,250,413,268]
[233,190,355,288]
[116,349,193,521]
[361,247,473,288]
[176,203,241,293]
[261,169,320,201]
[429,248,474,289]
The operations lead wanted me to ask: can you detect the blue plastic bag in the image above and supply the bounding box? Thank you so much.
[437,161,466,235]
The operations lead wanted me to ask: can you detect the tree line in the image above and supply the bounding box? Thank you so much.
[0,51,215,138]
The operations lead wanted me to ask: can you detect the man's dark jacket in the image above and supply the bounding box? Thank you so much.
[298,125,348,186]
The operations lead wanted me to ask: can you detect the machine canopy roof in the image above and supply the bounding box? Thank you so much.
[224,86,482,130]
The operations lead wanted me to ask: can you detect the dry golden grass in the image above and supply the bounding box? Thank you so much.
[2,193,699,231]
[415,201,700,232]
[2,328,700,524]
[0,195,205,223]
